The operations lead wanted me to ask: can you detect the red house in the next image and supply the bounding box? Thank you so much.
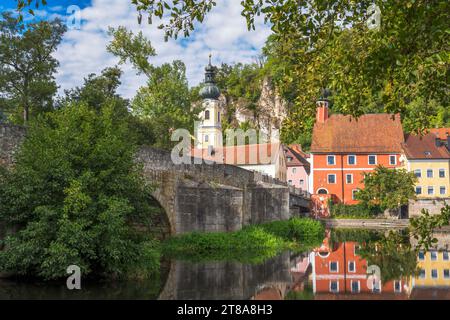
[310,98,404,210]
[311,237,407,298]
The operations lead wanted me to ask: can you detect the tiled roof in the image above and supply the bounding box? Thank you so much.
[429,128,450,140]
[402,132,450,160]
[284,146,310,174]
[191,143,281,165]
[310,113,404,153]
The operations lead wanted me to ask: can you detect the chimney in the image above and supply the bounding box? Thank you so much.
[316,99,329,123]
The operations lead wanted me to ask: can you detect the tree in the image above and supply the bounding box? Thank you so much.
[0,12,66,123]
[0,102,160,280]
[108,27,199,149]
[356,166,417,211]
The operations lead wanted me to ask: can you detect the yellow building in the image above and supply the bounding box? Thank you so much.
[402,131,450,198]
[411,250,450,288]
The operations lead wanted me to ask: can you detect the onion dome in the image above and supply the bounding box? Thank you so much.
[199,54,220,100]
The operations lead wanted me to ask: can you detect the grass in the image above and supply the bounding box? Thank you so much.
[162,218,324,264]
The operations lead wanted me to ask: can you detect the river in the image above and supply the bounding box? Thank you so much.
[1,229,450,300]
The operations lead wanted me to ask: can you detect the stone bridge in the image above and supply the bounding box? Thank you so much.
[1,124,311,235]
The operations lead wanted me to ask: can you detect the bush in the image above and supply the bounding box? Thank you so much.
[330,202,382,219]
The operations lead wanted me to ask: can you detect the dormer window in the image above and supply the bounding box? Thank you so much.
[424,151,431,156]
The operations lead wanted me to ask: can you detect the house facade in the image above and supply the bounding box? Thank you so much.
[285,144,310,191]
[402,130,450,199]
[309,98,405,206]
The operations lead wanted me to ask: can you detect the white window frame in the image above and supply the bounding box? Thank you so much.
[327,155,336,166]
[346,174,353,184]
[427,169,433,178]
[329,281,339,293]
[347,155,357,165]
[352,189,359,200]
[443,251,449,261]
[299,179,304,186]
[327,174,337,184]
[431,269,439,279]
[329,261,339,273]
[350,280,360,293]
[428,186,434,195]
[371,280,382,293]
[419,269,426,279]
[292,168,297,174]
[439,169,446,178]
[348,261,356,273]
[368,155,377,165]
[288,180,292,185]
[204,135,209,142]
[389,154,397,165]
[443,269,450,279]
[414,169,422,178]
[440,186,446,195]
[418,251,425,261]
[416,186,422,195]
[430,251,438,261]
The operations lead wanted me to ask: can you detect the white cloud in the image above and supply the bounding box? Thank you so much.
[51,0,272,99]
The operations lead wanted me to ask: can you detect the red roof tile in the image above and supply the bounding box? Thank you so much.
[310,114,404,153]
[284,146,310,174]
[429,128,450,140]
[402,132,450,159]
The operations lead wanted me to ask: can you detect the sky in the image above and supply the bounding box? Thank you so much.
[0,0,272,99]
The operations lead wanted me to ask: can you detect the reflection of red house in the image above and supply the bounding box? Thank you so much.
[310,99,404,214]
[311,239,406,297]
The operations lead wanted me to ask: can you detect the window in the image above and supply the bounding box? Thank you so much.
[351,281,360,293]
[444,269,450,279]
[416,186,422,195]
[292,168,297,174]
[443,251,449,261]
[414,169,422,178]
[427,169,433,178]
[317,189,328,195]
[327,155,336,165]
[394,281,402,293]
[288,180,292,185]
[428,186,434,195]
[389,155,397,165]
[368,155,377,165]
[371,280,381,293]
[348,155,356,165]
[330,281,339,293]
[431,269,438,279]
[419,269,426,279]
[348,261,355,273]
[431,251,438,261]
[330,262,338,272]
[287,156,293,162]
[205,110,210,120]
[352,189,359,200]
[440,186,446,195]
[300,179,304,186]
[204,135,209,142]
[439,169,446,178]
[346,174,353,184]
[328,174,336,184]
[217,112,220,122]
[418,251,425,261]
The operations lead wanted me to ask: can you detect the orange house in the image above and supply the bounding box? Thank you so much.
[310,99,405,207]
[311,239,407,298]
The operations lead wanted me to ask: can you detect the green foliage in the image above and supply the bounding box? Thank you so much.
[330,202,382,219]
[356,166,417,211]
[410,205,450,251]
[162,218,324,263]
[0,103,160,280]
[285,284,314,300]
[329,229,382,248]
[0,12,66,123]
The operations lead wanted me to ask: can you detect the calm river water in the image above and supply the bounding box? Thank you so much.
[1,229,450,300]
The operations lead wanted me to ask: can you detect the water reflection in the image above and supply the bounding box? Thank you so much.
[1,229,450,300]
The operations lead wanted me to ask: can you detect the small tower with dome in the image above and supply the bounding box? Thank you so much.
[196,55,223,149]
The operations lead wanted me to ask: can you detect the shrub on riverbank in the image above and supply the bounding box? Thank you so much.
[330,202,382,219]
[162,218,324,263]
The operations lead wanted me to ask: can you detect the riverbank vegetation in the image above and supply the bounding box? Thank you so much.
[162,218,324,263]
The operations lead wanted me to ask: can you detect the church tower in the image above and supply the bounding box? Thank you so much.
[196,55,223,149]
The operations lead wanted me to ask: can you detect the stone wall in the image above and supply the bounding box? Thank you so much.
[409,198,450,217]
[0,125,26,167]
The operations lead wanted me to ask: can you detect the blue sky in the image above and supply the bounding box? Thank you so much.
[0,0,272,99]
